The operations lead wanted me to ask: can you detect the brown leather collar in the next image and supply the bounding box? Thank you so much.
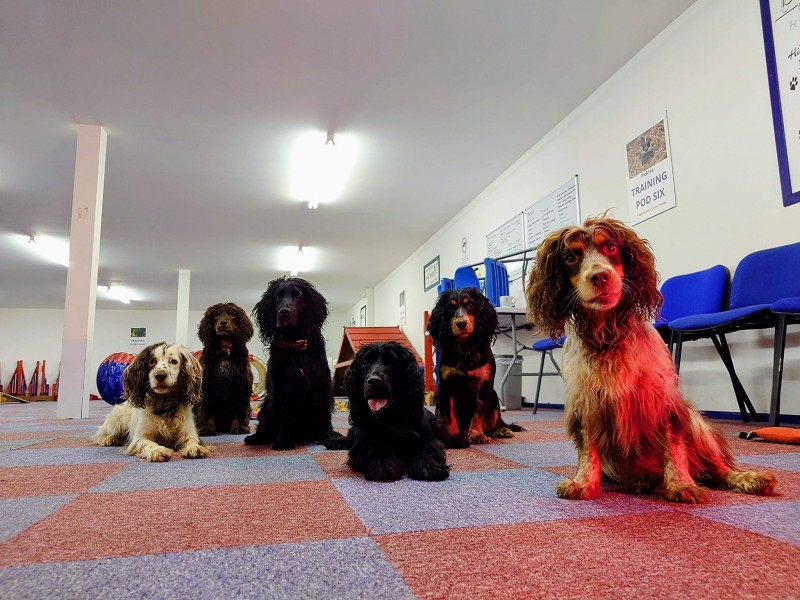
[273,339,308,350]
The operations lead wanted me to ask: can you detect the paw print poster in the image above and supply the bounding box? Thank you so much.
[625,113,676,225]
[761,0,800,206]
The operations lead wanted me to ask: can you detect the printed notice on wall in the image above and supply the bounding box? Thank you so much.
[486,213,524,259]
[625,113,677,225]
[765,0,800,196]
[130,328,146,351]
[524,176,580,248]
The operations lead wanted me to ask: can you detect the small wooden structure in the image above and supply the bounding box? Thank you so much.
[333,326,422,395]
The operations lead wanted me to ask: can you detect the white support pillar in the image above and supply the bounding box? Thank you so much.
[176,269,191,346]
[365,287,375,326]
[57,125,107,420]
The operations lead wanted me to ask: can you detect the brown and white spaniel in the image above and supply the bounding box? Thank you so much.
[92,342,210,462]
[525,216,776,503]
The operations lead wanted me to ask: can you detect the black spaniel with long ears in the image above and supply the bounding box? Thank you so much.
[195,302,254,436]
[324,342,449,482]
[244,276,344,449]
[428,287,523,449]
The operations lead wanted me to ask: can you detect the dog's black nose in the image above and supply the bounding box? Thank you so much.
[366,374,382,388]
[155,373,167,382]
[455,320,467,330]
[279,307,290,316]
[590,271,609,286]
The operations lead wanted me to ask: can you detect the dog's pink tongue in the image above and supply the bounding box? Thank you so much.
[368,398,388,412]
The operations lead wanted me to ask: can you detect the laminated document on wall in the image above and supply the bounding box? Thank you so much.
[485,213,525,281]
[524,176,580,249]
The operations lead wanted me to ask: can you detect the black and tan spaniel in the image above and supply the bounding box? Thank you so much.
[428,287,523,448]
[196,302,254,435]
[244,276,344,450]
[526,216,776,502]
[325,342,449,482]
[92,342,210,462]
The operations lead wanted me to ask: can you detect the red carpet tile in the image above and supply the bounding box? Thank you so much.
[207,441,306,459]
[447,448,528,472]
[0,431,53,441]
[376,511,800,600]
[0,463,128,498]
[314,451,359,478]
[727,435,800,455]
[26,436,97,449]
[0,481,367,566]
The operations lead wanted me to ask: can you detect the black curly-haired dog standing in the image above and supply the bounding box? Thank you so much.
[325,342,449,482]
[428,287,523,448]
[196,302,254,436]
[244,277,343,450]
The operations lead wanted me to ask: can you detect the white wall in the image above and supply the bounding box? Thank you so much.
[354,0,800,415]
[0,307,347,398]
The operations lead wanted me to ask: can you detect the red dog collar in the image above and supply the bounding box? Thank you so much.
[273,339,308,350]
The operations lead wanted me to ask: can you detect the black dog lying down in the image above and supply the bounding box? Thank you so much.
[325,342,449,482]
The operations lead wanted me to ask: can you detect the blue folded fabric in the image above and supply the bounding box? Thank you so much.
[532,336,565,351]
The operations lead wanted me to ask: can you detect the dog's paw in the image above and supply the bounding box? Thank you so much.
[491,427,515,439]
[92,434,118,447]
[144,446,173,462]
[230,425,251,435]
[664,482,708,504]
[323,437,351,451]
[556,479,600,500]
[726,470,777,495]
[244,433,269,446]
[408,460,450,481]
[180,443,210,459]
[468,433,491,445]
[365,459,405,482]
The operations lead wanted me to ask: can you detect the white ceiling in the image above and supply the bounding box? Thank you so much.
[0,0,696,313]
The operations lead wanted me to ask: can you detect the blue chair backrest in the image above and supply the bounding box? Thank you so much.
[729,242,800,309]
[454,265,481,290]
[483,258,509,307]
[659,265,729,321]
[437,277,455,295]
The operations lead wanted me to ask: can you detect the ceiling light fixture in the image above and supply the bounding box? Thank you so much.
[289,130,357,210]
[101,285,132,304]
[278,246,316,275]
[26,234,70,267]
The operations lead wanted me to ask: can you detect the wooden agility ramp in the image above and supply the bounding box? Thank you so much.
[333,326,422,396]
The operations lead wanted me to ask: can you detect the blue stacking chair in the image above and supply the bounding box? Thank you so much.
[528,336,564,413]
[769,297,800,426]
[483,258,509,307]
[454,264,481,290]
[669,242,800,422]
[437,277,455,295]
[654,265,730,354]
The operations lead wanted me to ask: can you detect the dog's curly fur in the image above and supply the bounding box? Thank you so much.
[196,302,254,435]
[526,216,776,503]
[428,287,523,448]
[244,276,343,450]
[324,342,449,482]
[91,342,210,462]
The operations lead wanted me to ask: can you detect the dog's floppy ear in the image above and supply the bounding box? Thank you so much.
[427,290,456,348]
[123,342,164,408]
[295,278,329,335]
[471,289,498,346]
[197,304,220,346]
[233,303,254,344]
[391,342,425,410]
[612,220,662,320]
[253,277,283,346]
[345,345,372,423]
[176,346,203,407]
[526,227,573,340]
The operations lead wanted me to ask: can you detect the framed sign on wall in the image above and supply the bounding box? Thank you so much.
[761,0,800,207]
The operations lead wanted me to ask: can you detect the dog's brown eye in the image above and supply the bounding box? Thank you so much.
[564,253,578,264]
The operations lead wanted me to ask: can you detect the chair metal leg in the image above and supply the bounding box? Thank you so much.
[533,350,547,414]
[711,334,760,423]
[769,315,787,427]
[673,332,683,374]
